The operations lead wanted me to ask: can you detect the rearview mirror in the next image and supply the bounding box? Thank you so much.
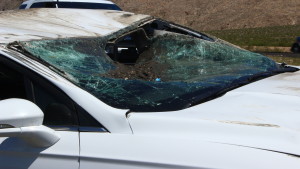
[0,99,60,147]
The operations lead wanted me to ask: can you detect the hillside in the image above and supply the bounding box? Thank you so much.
[0,0,23,11]
[207,24,300,47]
[1,0,300,31]
[111,0,300,31]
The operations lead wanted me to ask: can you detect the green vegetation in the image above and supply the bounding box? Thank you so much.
[205,25,300,47]
[267,55,300,66]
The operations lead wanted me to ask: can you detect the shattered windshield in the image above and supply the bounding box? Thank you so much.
[15,19,282,112]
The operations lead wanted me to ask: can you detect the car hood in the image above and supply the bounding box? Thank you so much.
[128,69,300,156]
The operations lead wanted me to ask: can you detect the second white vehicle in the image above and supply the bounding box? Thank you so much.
[19,0,122,11]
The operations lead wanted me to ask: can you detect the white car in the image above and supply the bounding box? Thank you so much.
[19,0,122,11]
[0,8,300,169]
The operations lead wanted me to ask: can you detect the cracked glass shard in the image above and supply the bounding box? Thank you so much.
[18,26,280,112]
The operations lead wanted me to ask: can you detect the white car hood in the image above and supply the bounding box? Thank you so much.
[128,69,300,155]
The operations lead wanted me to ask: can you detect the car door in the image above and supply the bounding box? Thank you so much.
[0,58,79,169]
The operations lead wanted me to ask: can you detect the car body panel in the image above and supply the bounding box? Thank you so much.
[0,131,79,169]
[80,132,300,169]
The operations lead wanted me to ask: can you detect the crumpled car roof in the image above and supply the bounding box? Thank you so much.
[0,8,151,44]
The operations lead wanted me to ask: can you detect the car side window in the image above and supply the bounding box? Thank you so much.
[0,63,27,100]
[57,2,122,10]
[0,58,107,131]
[0,60,76,127]
[31,80,78,126]
[19,4,27,9]
[30,2,56,8]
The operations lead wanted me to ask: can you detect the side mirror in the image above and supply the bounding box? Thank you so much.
[0,99,60,147]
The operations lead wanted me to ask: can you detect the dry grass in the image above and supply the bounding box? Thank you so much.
[112,0,300,31]
[206,24,300,47]
[0,0,24,11]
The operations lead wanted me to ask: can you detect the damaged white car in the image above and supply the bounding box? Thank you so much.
[0,9,300,169]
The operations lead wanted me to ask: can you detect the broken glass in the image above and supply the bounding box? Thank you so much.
[16,21,282,112]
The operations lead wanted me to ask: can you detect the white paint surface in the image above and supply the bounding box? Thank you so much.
[0,99,43,128]
[0,131,79,169]
[129,70,300,156]
[0,9,150,44]
[80,133,300,169]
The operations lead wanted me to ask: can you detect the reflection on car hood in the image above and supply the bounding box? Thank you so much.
[128,70,300,156]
